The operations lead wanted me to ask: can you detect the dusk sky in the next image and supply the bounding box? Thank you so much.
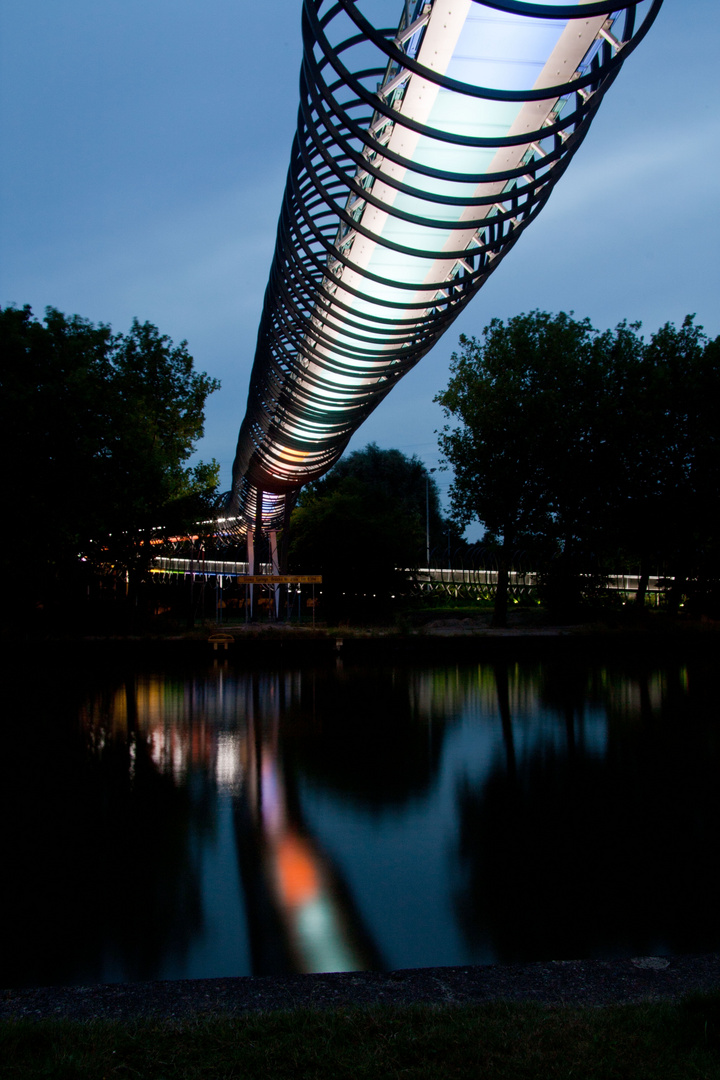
[2,0,718,524]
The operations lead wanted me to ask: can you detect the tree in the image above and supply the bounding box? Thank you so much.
[86,316,221,577]
[0,304,220,620]
[435,311,615,625]
[619,316,720,611]
[288,443,450,617]
[436,310,720,622]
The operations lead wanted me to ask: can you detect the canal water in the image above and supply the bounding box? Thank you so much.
[3,650,719,989]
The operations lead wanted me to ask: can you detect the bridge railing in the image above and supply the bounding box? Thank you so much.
[411,566,670,603]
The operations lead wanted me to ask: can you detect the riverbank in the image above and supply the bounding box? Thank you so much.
[3,960,719,1080]
[3,954,720,1022]
[4,609,719,667]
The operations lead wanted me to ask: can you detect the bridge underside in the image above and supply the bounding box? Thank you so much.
[224,0,661,537]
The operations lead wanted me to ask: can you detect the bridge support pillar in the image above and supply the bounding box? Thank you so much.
[279,494,293,574]
[246,531,253,622]
[249,488,264,620]
[269,530,280,619]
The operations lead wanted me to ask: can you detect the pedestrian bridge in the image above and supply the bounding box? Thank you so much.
[152,556,668,603]
[224,0,662,542]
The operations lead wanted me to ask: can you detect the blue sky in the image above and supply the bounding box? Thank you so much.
[2,0,718,522]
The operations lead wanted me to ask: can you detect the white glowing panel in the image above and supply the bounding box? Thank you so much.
[309,1,620,388]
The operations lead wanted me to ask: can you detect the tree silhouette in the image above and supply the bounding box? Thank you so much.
[0,304,220,622]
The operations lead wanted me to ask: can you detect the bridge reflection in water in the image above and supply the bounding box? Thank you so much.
[97,669,383,978]
[233,673,382,975]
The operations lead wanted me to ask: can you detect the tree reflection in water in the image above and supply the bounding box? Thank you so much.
[1,670,204,989]
[456,659,720,963]
[282,666,448,808]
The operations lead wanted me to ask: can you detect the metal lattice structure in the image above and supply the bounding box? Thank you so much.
[227,0,662,534]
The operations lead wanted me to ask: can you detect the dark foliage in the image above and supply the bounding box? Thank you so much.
[0,304,220,625]
[436,311,720,623]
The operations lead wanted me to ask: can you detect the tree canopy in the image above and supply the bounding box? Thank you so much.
[0,304,220,615]
[436,311,720,623]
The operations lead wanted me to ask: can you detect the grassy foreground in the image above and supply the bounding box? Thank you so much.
[2,996,719,1080]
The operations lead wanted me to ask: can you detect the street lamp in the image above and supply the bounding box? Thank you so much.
[426,468,436,569]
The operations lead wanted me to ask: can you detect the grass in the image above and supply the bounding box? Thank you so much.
[2,995,719,1079]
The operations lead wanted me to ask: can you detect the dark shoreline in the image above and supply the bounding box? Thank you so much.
[5,615,720,667]
[3,954,720,1023]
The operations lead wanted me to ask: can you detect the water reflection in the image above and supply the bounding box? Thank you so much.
[457,660,720,963]
[2,674,205,989]
[1,655,718,988]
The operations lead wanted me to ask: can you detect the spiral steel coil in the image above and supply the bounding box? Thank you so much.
[228,0,662,532]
